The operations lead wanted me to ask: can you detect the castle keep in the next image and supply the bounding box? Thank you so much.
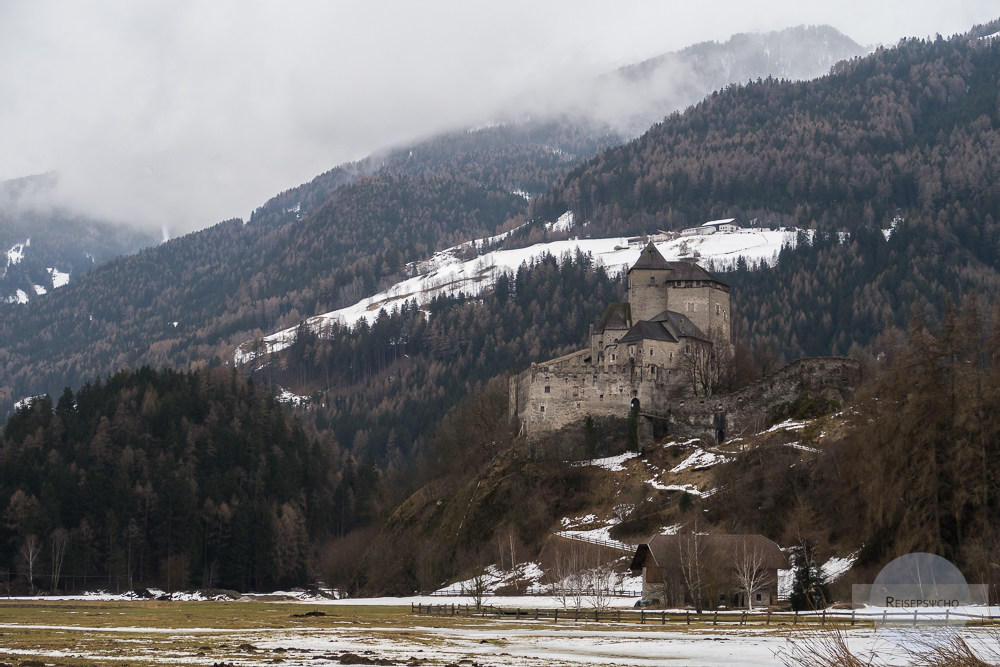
[509,242,859,443]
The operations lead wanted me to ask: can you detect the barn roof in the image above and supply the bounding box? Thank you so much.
[630,534,788,572]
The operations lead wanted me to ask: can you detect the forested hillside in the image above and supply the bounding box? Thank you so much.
[0,367,351,593]
[709,297,1000,590]
[264,253,624,471]
[0,156,541,410]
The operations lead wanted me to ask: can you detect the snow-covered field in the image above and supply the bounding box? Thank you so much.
[4,593,1000,666]
[235,223,801,365]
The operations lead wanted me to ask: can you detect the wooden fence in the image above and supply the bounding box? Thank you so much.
[411,603,1000,629]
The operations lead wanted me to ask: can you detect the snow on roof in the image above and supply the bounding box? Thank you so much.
[701,218,738,227]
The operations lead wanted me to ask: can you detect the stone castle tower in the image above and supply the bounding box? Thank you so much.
[627,242,731,341]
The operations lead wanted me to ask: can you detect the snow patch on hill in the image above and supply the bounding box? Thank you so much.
[6,239,28,267]
[235,222,801,365]
[48,267,70,288]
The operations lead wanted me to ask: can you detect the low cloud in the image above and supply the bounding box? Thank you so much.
[0,0,996,234]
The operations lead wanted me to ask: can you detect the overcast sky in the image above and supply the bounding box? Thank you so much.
[0,1,997,235]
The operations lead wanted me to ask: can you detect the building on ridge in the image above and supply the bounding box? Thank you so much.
[509,242,732,437]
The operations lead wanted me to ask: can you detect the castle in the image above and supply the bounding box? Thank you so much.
[509,241,859,444]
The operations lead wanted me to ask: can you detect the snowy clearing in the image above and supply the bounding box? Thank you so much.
[234,225,801,365]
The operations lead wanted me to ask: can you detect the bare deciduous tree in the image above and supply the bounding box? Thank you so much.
[19,534,41,594]
[463,569,490,610]
[677,523,706,613]
[732,537,774,611]
[49,527,70,593]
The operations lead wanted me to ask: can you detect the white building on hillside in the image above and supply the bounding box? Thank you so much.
[680,218,742,236]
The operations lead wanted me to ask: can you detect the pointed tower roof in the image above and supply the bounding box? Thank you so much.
[627,241,729,287]
[628,242,672,273]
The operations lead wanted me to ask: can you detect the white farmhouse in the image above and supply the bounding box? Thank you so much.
[680,218,742,237]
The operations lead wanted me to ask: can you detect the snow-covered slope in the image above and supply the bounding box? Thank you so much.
[235,219,802,366]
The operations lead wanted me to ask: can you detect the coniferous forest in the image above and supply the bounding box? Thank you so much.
[0,368,349,593]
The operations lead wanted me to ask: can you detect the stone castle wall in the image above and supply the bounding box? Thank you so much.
[664,357,861,443]
[511,355,861,445]
[509,350,686,436]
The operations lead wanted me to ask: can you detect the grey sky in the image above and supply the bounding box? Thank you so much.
[0,1,997,234]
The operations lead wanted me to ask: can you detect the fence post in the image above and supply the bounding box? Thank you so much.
[913,609,918,627]
[516,608,520,620]
[766,609,771,626]
[595,609,599,622]
[944,609,949,626]
[554,609,558,623]
[617,610,621,623]
[686,610,690,625]
[794,610,798,625]
[713,611,718,626]
[822,609,826,625]
[851,610,855,626]
[640,610,644,625]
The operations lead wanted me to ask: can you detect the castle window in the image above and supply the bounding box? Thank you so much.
[539,405,545,412]
[649,348,653,356]
[599,394,604,401]
[572,386,579,397]
[649,275,655,285]
[716,304,721,315]
[544,386,550,393]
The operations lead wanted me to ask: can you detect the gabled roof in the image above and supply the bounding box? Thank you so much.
[702,218,740,227]
[627,242,730,287]
[620,320,677,345]
[619,310,709,345]
[630,533,788,572]
[649,310,709,342]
